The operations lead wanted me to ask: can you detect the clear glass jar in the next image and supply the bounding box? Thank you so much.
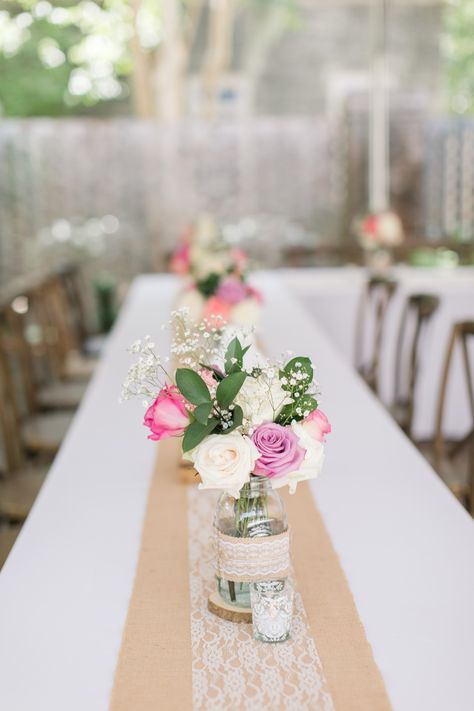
[251,579,294,643]
[214,477,287,609]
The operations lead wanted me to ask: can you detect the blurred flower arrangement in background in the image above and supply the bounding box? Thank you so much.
[354,210,405,251]
[171,214,263,327]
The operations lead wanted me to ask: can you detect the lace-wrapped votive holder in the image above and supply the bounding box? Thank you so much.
[250,579,294,643]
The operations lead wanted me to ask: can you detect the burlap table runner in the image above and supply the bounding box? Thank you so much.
[109,436,393,711]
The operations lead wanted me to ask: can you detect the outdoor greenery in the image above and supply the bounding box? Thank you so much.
[442,0,474,114]
[0,0,298,118]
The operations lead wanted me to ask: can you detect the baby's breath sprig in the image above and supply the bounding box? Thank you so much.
[120,335,172,405]
[170,309,225,370]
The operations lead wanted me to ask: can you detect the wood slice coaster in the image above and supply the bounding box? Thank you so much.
[208,591,252,624]
[177,459,200,486]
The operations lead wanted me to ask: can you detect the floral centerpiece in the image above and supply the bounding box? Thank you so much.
[122,311,330,618]
[354,210,404,274]
[354,210,404,251]
[169,214,262,327]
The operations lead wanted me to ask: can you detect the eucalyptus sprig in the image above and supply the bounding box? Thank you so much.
[177,336,249,451]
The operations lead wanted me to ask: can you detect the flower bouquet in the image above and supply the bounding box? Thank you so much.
[169,214,262,327]
[122,312,330,621]
[354,210,404,273]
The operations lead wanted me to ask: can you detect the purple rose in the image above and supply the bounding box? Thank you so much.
[216,277,248,305]
[252,423,306,479]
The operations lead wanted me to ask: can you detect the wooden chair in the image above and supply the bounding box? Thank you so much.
[391,293,440,437]
[58,263,107,358]
[57,264,88,346]
[1,300,86,411]
[355,276,398,394]
[0,333,73,460]
[0,343,48,522]
[418,321,474,510]
[0,524,21,569]
[30,276,96,382]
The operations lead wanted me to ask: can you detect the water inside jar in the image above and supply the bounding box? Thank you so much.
[216,517,286,608]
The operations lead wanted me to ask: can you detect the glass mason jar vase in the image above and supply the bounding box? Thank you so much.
[214,477,288,609]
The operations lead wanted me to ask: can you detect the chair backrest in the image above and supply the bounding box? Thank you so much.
[0,303,38,415]
[28,275,79,379]
[57,264,88,345]
[393,293,440,436]
[0,338,24,473]
[434,321,474,466]
[355,276,398,393]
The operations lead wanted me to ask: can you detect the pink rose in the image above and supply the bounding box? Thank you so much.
[216,277,248,305]
[198,368,216,392]
[144,385,189,441]
[362,215,379,236]
[170,244,191,275]
[203,296,232,323]
[252,423,306,479]
[301,409,331,442]
[231,248,248,273]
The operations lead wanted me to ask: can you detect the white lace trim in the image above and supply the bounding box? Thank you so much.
[215,529,290,582]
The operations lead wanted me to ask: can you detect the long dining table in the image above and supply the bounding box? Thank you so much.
[1,272,474,711]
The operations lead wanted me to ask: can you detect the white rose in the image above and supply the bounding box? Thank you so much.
[230,297,262,327]
[378,212,404,247]
[235,373,291,427]
[189,433,258,498]
[194,213,219,247]
[176,288,205,323]
[271,421,325,494]
[190,246,230,280]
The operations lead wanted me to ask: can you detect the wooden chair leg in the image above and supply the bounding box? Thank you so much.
[469,433,474,516]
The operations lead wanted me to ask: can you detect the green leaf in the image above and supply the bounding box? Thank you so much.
[216,371,246,409]
[280,356,313,394]
[182,418,219,452]
[222,405,243,434]
[199,363,224,381]
[277,395,318,426]
[194,402,213,425]
[176,368,211,406]
[196,273,220,298]
[224,337,244,374]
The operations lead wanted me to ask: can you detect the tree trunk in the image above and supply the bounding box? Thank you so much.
[130,0,154,118]
[153,0,188,121]
[202,0,236,118]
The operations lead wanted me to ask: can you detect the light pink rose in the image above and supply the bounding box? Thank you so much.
[301,409,331,442]
[144,385,189,441]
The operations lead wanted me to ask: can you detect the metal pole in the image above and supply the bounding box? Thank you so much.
[369,0,389,213]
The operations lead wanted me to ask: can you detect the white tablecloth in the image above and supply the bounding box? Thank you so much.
[0,273,474,711]
[283,266,474,439]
